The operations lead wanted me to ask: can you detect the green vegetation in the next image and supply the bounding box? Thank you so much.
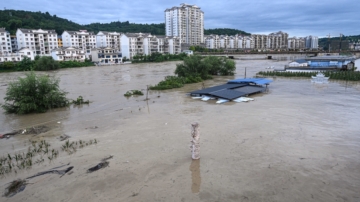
[72,96,90,105]
[0,10,250,36]
[124,90,144,97]
[1,71,68,114]
[318,34,360,51]
[33,56,60,71]
[0,138,98,176]
[257,71,360,81]
[0,56,94,73]
[150,56,236,90]
[132,52,188,63]
[204,28,251,36]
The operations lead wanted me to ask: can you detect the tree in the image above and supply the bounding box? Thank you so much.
[1,71,68,114]
[16,56,34,71]
[34,56,60,71]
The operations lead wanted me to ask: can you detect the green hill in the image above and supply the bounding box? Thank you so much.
[204,28,250,36]
[0,10,250,36]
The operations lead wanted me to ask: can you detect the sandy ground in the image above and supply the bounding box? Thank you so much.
[0,55,360,202]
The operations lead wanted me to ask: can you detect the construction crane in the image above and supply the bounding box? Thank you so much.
[327,33,331,53]
[339,33,343,51]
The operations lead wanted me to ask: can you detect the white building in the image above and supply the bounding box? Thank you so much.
[121,32,148,60]
[0,28,12,54]
[143,34,159,55]
[205,35,220,49]
[252,31,288,50]
[288,37,306,50]
[157,36,181,54]
[16,28,58,56]
[305,35,318,50]
[0,47,34,63]
[165,3,204,45]
[96,31,122,51]
[51,47,86,62]
[91,47,122,64]
[205,34,253,50]
[62,30,96,57]
[219,35,229,49]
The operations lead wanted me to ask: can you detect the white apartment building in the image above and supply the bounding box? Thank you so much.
[143,34,159,55]
[237,35,253,49]
[205,35,220,49]
[120,32,148,60]
[0,28,12,54]
[0,48,34,63]
[96,31,122,51]
[305,35,318,50]
[62,30,96,57]
[51,47,86,62]
[251,31,288,50]
[205,34,253,50]
[16,28,58,56]
[165,3,204,46]
[167,37,181,54]
[288,37,306,50]
[157,36,181,54]
[219,35,229,49]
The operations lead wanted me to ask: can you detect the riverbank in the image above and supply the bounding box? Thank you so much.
[0,58,359,201]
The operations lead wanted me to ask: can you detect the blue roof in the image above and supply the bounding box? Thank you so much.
[227,78,272,85]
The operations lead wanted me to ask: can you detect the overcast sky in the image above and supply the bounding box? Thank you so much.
[4,0,360,38]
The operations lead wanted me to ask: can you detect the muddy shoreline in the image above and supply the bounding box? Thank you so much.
[0,55,360,201]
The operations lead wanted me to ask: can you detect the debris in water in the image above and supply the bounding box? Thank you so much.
[87,161,109,173]
[26,166,74,179]
[58,134,71,141]
[101,155,113,162]
[4,179,27,198]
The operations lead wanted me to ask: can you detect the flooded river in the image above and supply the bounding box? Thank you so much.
[0,55,360,202]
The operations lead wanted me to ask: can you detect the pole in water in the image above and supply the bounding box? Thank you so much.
[190,122,200,159]
[244,67,247,79]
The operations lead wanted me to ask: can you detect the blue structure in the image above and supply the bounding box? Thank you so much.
[293,56,355,68]
[227,78,273,85]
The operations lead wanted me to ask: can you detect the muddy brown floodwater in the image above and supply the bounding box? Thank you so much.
[0,54,360,202]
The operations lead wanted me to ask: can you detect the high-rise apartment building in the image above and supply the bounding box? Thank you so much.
[165,3,204,45]
[305,36,318,50]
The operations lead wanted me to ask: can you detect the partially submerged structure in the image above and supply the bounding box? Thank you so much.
[189,78,272,103]
[286,56,356,70]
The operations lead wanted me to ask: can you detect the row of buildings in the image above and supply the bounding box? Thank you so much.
[1,28,182,63]
[164,4,319,51]
[204,33,318,51]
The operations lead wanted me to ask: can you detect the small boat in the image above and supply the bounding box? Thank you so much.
[216,99,229,104]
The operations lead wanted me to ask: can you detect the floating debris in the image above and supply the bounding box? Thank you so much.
[87,161,109,173]
[26,166,74,179]
[3,179,27,198]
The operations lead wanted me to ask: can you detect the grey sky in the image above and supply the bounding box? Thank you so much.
[3,0,360,38]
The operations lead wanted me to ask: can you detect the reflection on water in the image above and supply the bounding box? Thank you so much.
[189,159,201,193]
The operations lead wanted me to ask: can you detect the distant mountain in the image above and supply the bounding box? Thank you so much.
[0,10,250,36]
